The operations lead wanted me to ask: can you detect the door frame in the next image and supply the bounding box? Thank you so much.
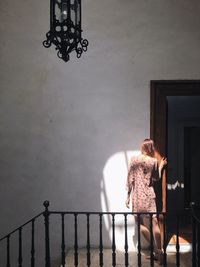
[150,80,200,212]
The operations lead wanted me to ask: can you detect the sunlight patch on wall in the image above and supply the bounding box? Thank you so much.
[101,150,140,251]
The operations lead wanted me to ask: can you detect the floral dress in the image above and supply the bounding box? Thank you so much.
[126,154,160,213]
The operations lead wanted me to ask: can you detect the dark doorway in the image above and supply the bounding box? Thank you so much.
[167,96,200,214]
[150,81,200,212]
[150,80,200,245]
[167,96,200,244]
[184,126,200,207]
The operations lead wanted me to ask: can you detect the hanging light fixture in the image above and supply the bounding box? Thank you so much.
[43,0,89,62]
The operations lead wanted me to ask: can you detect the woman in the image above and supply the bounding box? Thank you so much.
[125,138,167,264]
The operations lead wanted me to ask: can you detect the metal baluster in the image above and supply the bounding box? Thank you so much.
[192,216,197,267]
[99,214,103,267]
[74,213,78,267]
[18,227,23,267]
[79,0,82,39]
[61,214,66,267]
[197,221,200,267]
[43,201,51,267]
[176,215,180,267]
[31,219,35,267]
[150,214,154,267]
[137,214,142,267]
[6,235,10,267]
[86,214,91,267]
[112,214,116,267]
[162,214,167,267]
[124,214,129,267]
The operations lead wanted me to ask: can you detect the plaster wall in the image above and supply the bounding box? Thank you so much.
[0,0,200,265]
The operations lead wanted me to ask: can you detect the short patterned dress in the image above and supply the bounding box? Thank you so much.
[126,154,160,213]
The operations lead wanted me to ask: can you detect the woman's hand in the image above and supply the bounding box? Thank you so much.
[160,157,167,169]
[125,197,130,209]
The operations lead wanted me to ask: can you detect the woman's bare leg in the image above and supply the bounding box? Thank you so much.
[142,216,163,263]
[152,217,162,251]
[140,223,151,243]
[135,215,151,243]
[136,215,163,263]
[152,217,163,264]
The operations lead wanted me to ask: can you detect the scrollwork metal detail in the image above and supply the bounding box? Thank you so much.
[43,31,53,48]
[75,38,89,58]
[43,0,88,62]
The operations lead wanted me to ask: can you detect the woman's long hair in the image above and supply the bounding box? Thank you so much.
[141,138,155,157]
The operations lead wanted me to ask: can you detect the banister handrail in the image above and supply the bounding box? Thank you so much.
[191,211,200,224]
[1,202,197,243]
[0,211,43,242]
[48,211,166,215]
[0,209,166,243]
[0,201,198,267]
[0,206,188,243]
[190,202,200,224]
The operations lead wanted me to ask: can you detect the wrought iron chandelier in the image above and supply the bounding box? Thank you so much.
[43,0,89,62]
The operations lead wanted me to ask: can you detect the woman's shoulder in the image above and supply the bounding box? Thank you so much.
[149,157,157,165]
[152,157,158,163]
[129,154,140,163]
[142,155,157,164]
[152,157,158,168]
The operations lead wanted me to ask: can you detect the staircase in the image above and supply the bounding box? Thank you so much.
[0,201,199,267]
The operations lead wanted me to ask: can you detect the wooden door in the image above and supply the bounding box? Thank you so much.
[150,80,200,212]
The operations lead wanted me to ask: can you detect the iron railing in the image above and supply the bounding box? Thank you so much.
[190,202,200,267]
[0,201,199,267]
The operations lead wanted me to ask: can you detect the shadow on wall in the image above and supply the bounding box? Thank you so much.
[101,150,141,251]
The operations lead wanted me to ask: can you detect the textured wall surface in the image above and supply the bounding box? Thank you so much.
[0,0,200,264]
